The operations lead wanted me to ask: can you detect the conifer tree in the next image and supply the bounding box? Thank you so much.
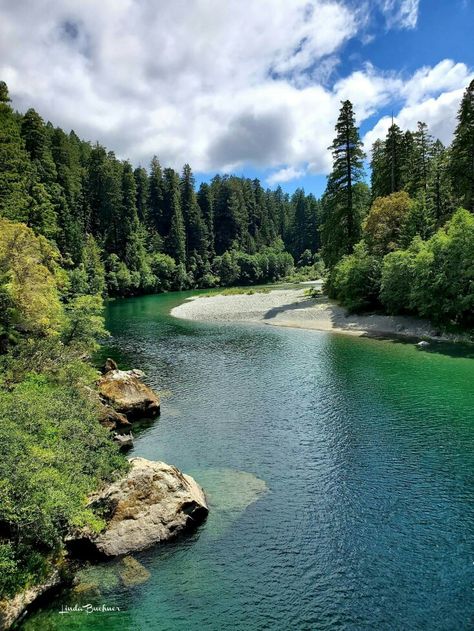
[197,182,215,259]
[180,164,207,262]
[134,167,149,223]
[386,122,405,193]
[0,84,31,223]
[163,169,186,264]
[321,100,365,267]
[412,122,433,193]
[450,79,474,210]
[149,156,164,234]
[428,140,455,225]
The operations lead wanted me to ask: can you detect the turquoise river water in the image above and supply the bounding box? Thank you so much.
[24,291,474,631]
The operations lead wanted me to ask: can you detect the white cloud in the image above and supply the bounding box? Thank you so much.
[0,1,470,185]
[267,166,306,185]
[363,61,473,154]
[402,59,471,105]
[379,0,420,30]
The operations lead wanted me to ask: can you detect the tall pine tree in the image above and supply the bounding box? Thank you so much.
[450,79,474,211]
[321,100,365,267]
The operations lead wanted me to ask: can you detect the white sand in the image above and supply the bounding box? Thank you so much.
[171,288,446,341]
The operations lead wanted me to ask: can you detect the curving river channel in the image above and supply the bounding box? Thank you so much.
[24,291,474,631]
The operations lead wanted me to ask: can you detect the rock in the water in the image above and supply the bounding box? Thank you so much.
[417,340,430,347]
[98,404,131,430]
[113,432,134,449]
[102,358,118,374]
[77,458,208,557]
[118,556,151,587]
[98,370,160,419]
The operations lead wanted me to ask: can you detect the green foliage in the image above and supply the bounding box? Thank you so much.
[0,98,31,223]
[381,209,474,326]
[149,252,177,292]
[285,252,325,282]
[82,234,105,296]
[0,219,64,337]
[364,191,413,256]
[62,294,108,353]
[212,247,293,287]
[326,242,382,312]
[202,287,271,297]
[0,374,126,597]
[380,241,420,314]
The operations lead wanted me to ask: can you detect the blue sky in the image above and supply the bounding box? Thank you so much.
[199,0,474,196]
[1,0,473,197]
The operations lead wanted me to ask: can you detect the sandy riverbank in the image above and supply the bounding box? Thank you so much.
[171,288,452,341]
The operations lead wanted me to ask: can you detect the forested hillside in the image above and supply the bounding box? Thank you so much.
[0,81,329,298]
[0,76,473,330]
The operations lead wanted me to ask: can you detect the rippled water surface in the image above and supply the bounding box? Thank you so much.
[24,291,474,630]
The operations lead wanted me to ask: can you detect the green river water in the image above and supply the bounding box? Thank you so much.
[24,291,474,630]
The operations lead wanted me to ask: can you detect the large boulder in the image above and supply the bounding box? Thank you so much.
[98,369,160,419]
[74,458,208,557]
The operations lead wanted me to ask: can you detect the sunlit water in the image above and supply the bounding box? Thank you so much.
[24,291,474,630]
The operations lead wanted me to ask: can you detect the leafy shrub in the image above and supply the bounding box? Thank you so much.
[326,242,381,312]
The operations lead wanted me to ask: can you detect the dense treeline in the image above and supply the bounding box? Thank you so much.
[323,81,474,330]
[0,81,330,300]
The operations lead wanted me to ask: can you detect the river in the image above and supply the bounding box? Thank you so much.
[24,291,474,631]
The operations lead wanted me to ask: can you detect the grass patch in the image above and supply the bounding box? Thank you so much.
[201,287,272,297]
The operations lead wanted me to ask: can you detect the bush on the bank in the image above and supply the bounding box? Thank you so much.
[0,374,126,598]
[380,208,474,326]
[326,242,381,312]
[380,242,419,314]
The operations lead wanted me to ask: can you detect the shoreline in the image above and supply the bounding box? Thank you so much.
[171,288,470,344]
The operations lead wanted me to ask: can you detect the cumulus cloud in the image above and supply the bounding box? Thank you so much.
[267,166,306,185]
[0,0,470,184]
[364,61,473,153]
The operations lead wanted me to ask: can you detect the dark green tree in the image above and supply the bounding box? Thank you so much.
[163,169,186,264]
[450,79,474,211]
[149,156,164,234]
[180,164,207,263]
[321,100,366,267]
[197,182,215,259]
[0,86,31,223]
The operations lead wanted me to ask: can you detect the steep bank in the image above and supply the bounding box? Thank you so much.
[171,288,463,342]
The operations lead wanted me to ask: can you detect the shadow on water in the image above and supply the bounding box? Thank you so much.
[381,335,474,360]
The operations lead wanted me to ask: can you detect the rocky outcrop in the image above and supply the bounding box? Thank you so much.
[98,404,131,430]
[98,369,160,419]
[0,568,65,631]
[102,357,118,374]
[72,458,208,557]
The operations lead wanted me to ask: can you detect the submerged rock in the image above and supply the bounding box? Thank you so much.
[98,369,160,419]
[73,457,208,557]
[118,556,151,587]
